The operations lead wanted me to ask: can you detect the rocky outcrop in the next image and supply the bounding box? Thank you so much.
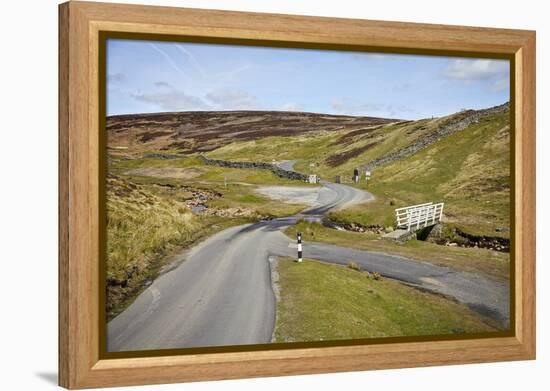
[322,217,387,234]
[365,102,509,170]
[199,156,308,181]
[426,223,510,252]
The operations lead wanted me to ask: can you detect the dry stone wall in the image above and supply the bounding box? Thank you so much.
[365,102,509,170]
[199,156,308,181]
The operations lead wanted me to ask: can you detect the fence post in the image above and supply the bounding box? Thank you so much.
[297,232,303,262]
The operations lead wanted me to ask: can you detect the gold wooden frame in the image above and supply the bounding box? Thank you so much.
[59,1,536,388]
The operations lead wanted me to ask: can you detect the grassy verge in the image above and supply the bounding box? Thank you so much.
[285,221,509,280]
[274,258,499,342]
[328,194,399,228]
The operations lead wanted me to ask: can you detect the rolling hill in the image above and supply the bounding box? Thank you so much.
[105,103,510,320]
[107,102,510,243]
[107,110,397,156]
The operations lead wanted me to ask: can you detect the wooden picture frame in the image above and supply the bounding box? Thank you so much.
[59,1,536,388]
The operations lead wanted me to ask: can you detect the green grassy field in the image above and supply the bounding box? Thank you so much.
[111,154,311,186]
[285,221,509,279]
[330,111,510,238]
[206,132,339,163]
[273,258,499,343]
[111,154,312,219]
[202,109,510,239]
[105,105,511,322]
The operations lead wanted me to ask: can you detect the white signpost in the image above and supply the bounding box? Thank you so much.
[365,170,371,184]
[297,232,303,262]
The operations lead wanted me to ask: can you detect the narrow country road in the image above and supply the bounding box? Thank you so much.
[107,161,509,352]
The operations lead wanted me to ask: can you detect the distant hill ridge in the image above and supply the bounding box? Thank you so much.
[107,102,509,161]
[107,110,398,154]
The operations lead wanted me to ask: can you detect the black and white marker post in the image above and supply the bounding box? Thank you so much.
[297,232,303,263]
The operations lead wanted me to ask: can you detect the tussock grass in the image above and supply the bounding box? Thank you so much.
[106,176,247,319]
[106,176,197,282]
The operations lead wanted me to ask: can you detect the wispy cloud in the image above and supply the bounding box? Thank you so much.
[175,45,207,79]
[154,81,172,89]
[108,39,510,118]
[148,43,187,75]
[107,72,126,83]
[331,98,413,118]
[205,90,258,110]
[491,78,510,93]
[213,64,253,83]
[131,81,210,111]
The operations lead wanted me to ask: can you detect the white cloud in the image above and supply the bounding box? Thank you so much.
[278,102,304,112]
[350,52,390,62]
[443,59,510,93]
[205,90,258,110]
[443,59,509,81]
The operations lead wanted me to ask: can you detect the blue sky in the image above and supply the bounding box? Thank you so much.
[107,39,509,120]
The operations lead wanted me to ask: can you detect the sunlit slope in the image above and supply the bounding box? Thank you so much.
[108,104,509,237]
[364,110,510,235]
[331,109,510,237]
[205,104,510,237]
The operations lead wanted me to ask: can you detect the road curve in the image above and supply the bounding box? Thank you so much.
[107,161,509,352]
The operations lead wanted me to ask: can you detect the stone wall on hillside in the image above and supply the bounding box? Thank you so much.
[365,102,509,170]
[199,156,308,181]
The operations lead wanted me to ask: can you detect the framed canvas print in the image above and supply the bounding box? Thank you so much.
[59,1,536,389]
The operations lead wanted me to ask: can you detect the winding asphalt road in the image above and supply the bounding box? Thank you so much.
[107,161,509,352]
